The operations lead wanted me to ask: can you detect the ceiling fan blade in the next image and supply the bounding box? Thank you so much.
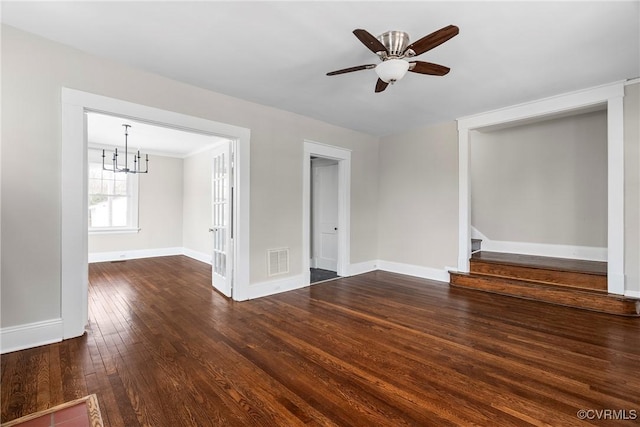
[375,78,389,93]
[404,25,459,56]
[326,64,376,76]
[353,29,389,55]
[408,61,450,76]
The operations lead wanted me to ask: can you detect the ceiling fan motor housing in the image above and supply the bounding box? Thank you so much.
[377,31,410,58]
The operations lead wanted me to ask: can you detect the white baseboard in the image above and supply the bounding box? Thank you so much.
[471,226,490,241]
[377,260,450,283]
[247,259,448,299]
[344,259,449,283]
[1,318,64,354]
[182,248,212,265]
[346,260,378,276]
[481,240,607,262]
[248,274,307,300]
[624,290,640,299]
[89,247,183,263]
[89,246,211,264]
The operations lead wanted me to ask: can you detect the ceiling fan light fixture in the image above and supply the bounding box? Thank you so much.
[375,59,409,83]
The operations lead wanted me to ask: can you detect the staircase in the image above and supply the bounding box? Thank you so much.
[449,251,640,316]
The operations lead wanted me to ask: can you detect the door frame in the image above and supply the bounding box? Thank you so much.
[456,81,625,295]
[61,88,251,340]
[302,141,351,284]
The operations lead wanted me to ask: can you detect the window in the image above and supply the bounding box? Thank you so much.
[88,149,139,233]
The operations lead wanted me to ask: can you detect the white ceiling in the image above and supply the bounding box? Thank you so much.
[86,112,225,158]
[2,1,638,137]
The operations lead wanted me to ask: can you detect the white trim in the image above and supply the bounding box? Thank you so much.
[247,274,307,300]
[458,82,623,130]
[88,247,183,263]
[624,290,640,299]
[244,259,449,299]
[458,126,471,272]
[183,248,212,265]
[184,143,216,158]
[377,260,450,283]
[62,88,251,343]
[457,81,626,295]
[607,95,625,295]
[233,127,251,301]
[86,141,218,159]
[480,241,607,262]
[88,228,140,235]
[302,141,351,285]
[61,101,88,340]
[347,260,378,276]
[88,247,211,264]
[1,318,64,354]
[471,226,607,261]
[470,226,489,241]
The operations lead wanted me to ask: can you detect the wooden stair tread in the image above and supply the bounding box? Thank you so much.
[464,271,607,293]
[469,259,607,292]
[471,251,606,276]
[452,271,617,297]
[449,271,639,316]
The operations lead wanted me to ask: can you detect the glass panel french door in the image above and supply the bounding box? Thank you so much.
[211,141,232,297]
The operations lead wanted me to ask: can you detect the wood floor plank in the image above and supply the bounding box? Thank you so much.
[2,256,639,426]
[34,350,50,410]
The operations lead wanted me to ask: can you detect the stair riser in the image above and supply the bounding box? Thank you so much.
[470,261,607,292]
[450,273,639,316]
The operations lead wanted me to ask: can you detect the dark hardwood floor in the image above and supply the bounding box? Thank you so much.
[2,256,639,426]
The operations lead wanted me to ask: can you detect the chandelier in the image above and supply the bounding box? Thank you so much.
[102,124,149,174]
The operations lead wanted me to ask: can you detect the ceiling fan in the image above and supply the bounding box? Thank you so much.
[326,25,459,93]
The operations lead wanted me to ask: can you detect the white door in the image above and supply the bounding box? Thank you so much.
[312,160,339,271]
[211,141,233,297]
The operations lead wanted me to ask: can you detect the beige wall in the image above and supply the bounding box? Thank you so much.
[88,154,184,253]
[182,148,213,257]
[248,111,380,280]
[624,82,640,294]
[470,110,608,247]
[377,122,459,269]
[1,25,379,328]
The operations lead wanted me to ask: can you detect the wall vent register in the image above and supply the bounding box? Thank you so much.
[268,248,289,276]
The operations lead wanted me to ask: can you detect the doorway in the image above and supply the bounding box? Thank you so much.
[86,111,237,300]
[61,88,251,341]
[456,82,625,295]
[302,141,351,286]
[310,157,340,284]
